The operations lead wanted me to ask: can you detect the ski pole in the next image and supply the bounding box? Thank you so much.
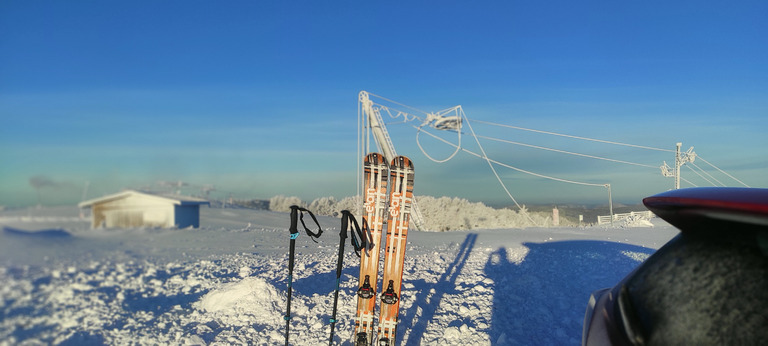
[284,206,299,346]
[328,210,370,345]
[284,205,323,346]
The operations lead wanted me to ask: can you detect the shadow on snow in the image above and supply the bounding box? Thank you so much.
[402,233,478,345]
[485,240,655,345]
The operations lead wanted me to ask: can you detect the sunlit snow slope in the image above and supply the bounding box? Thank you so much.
[0,206,677,345]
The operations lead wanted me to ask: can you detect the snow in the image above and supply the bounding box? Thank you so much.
[0,205,679,345]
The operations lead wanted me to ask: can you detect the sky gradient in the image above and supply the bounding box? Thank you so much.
[1,1,766,208]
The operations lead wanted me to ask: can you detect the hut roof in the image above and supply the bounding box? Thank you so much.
[78,190,210,208]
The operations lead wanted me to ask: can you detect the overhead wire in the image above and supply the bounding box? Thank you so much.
[473,134,659,169]
[416,126,608,188]
[368,92,432,117]
[364,94,749,226]
[685,164,719,187]
[381,102,640,222]
[469,119,676,153]
[424,118,750,188]
[367,94,535,220]
[696,155,750,187]
[459,117,540,225]
[688,161,725,186]
[680,175,698,188]
[416,124,461,163]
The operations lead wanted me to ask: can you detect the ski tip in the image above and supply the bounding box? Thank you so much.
[365,152,386,164]
[391,155,414,169]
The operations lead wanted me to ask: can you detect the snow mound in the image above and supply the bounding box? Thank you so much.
[416,196,553,231]
[195,277,287,326]
[266,195,554,231]
[621,215,654,228]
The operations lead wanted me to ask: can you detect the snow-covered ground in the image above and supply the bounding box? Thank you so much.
[0,205,678,345]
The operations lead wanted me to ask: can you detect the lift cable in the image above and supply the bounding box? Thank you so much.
[361,92,749,224]
[689,161,726,187]
[468,119,675,153]
[473,134,659,169]
[415,125,607,188]
[685,164,720,187]
[462,117,541,225]
[695,155,750,187]
[680,174,698,188]
[426,118,750,188]
[367,92,432,117]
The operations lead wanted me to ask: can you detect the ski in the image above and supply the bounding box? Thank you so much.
[354,153,389,346]
[377,156,415,346]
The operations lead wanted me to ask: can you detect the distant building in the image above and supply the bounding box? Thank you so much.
[78,190,210,229]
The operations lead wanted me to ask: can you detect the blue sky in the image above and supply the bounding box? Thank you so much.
[1,1,766,207]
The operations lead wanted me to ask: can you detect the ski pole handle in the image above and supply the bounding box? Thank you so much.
[289,205,300,238]
[340,210,350,240]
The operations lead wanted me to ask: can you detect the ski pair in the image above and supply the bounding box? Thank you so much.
[355,153,416,346]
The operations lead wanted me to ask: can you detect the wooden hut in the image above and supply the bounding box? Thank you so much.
[78,190,209,229]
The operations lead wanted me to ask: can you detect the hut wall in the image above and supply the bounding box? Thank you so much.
[174,205,201,228]
[93,195,174,228]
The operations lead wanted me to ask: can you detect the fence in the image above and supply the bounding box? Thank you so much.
[597,210,654,225]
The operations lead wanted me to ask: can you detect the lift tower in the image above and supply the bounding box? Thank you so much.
[660,142,696,189]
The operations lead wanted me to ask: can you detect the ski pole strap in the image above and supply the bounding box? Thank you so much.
[340,210,370,258]
[360,217,374,252]
[289,205,323,242]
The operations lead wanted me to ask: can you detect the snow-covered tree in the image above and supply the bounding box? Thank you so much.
[268,195,305,212]
[269,194,556,230]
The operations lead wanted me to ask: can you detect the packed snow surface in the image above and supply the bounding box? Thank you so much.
[0,206,678,345]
